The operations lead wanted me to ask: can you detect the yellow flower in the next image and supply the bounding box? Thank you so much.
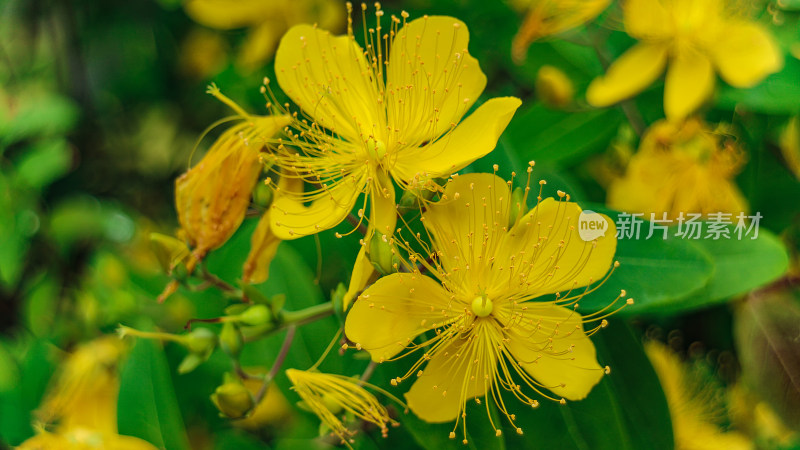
[607,118,748,220]
[587,0,783,120]
[645,341,752,450]
[286,368,399,447]
[19,337,157,450]
[511,0,611,63]
[183,0,344,71]
[267,6,521,241]
[344,172,624,440]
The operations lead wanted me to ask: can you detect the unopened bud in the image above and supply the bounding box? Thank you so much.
[219,322,243,358]
[211,376,254,419]
[368,232,395,275]
[237,304,272,326]
[183,327,217,356]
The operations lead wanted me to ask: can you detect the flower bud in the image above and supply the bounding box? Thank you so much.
[236,304,272,326]
[368,232,395,275]
[183,327,217,356]
[211,376,254,419]
[252,181,274,208]
[219,322,243,358]
[535,66,574,108]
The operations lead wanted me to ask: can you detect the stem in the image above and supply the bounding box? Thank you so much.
[345,213,369,236]
[280,302,335,326]
[243,301,335,342]
[253,325,296,405]
[117,325,184,344]
[359,361,377,384]
[200,265,240,294]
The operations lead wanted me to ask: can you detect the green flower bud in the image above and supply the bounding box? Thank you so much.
[211,377,254,419]
[252,180,274,208]
[368,232,395,275]
[183,327,217,355]
[237,304,271,326]
[219,322,243,358]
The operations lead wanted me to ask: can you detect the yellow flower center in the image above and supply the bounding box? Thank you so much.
[470,295,493,318]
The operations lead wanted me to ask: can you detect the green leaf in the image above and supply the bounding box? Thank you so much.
[502,322,673,450]
[503,103,623,166]
[580,214,715,315]
[118,326,191,450]
[663,228,789,313]
[13,139,72,190]
[717,58,800,114]
[0,339,55,445]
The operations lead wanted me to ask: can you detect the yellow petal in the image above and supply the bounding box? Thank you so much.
[404,337,490,423]
[184,0,277,29]
[491,198,616,298]
[344,273,454,362]
[242,212,281,284]
[392,97,522,182]
[501,303,603,400]
[664,49,715,121]
[269,172,366,240]
[421,173,512,294]
[275,24,378,141]
[587,43,669,107]
[623,0,672,39]
[711,21,783,88]
[342,246,375,311]
[386,16,487,146]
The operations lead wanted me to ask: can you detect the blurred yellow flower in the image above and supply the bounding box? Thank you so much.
[607,119,748,220]
[286,368,399,447]
[345,173,624,441]
[268,8,521,241]
[587,0,783,120]
[510,0,611,63]
[645,341,752,450]
[19,337,157,450]
[183,0,344,71]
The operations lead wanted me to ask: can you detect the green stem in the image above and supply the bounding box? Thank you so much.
[281,302,335,325]
[243,301,335,342]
